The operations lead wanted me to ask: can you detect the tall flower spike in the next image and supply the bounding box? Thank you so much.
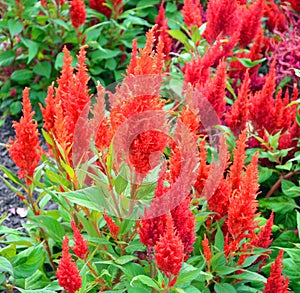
[155,1,172,61]
[263,250,289,293]
[9,88,42,186]
[56,235,82,293]
[205,0,240,44]
[252,211,274,249]
[103,213,119,240]
[41,84,56,133]
[89,0,111,18]
[182,0,203,29]
[71,221,88,260]
[171,197,196,258]
[202,234,212,268]
[226,70,250,135]
[126,26,164,76]
[201,59,227,118]
[230,129,247,191]
[155,214,184,278]
[70,0,86,28]
[239,0,264,48]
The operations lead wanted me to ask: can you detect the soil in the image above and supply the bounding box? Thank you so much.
[0,117,26,229]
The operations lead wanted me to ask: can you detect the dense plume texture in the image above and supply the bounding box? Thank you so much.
[56,235,82,293]
[70,0,86,28]
[263,250,289,293]
[9,88,42,186]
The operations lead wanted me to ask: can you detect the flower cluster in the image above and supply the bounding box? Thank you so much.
[56,235,82,293]
[9,88,42,186]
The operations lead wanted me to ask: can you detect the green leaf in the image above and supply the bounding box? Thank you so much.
[0,50,16,66]
[130,275,161,291]
[277,76,292,92]
[33,61,52,79]
[259,196,298,214]
[0,165,26,187]
[258,166,273,183]
[31,215,65,244]
[281,180,300,198]
[21,38,40,64]
[52,18,70,30]
[176,264,202,285]
[10,101,22,115]
[61,185,111,213]
[8,19,23,37]
[168,30,190,48]
[0,256,14,276]
[12,245,45,279]
[11,69,33,82]
[55,52,64,70]
[241,255,261,267]
[230,270,267,282]
[115,255,138,265]
[215,225,224,251]
[214,283,236,293]
[236,57,266,68]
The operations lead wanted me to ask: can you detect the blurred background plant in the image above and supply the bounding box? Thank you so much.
[0,0,183,123]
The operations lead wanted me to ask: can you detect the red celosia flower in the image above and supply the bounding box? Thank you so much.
[226,70,250,135]
[229,129,247,191]
[103,213,119,240]
[154,2,172,61]
[202,234,212,268]
[204,0,240,44]
[286,0,300,11]
[90,0,111,18]
[208,179,231,221]
[264,0,287,32]
[194,139,210,196]
[71,221,88,260]
[239,211,274,267]
[42,46,91,165]
[171,197,196,257]
[9,88,42,186]
[155,214,184,278]
[263,250,289,293]
[199,60,227,118]
[182,0,203,29]
[138,169,169,247]
[239,0,264,48]
[41,84,56,133]
[138,214,167,248]
[109,27,167,175]
[70,0,86,28]
[226,152,259,254]
[56,235,82,293]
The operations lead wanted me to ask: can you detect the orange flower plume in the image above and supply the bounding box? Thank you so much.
[9,88,42,186]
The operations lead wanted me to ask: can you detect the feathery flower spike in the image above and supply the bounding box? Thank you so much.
[71,221,88,260]
[56,235,82,293]
[155,214,184,278]
[263,250,289,293]
[70,0,86,28]
[9,88,42,186]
